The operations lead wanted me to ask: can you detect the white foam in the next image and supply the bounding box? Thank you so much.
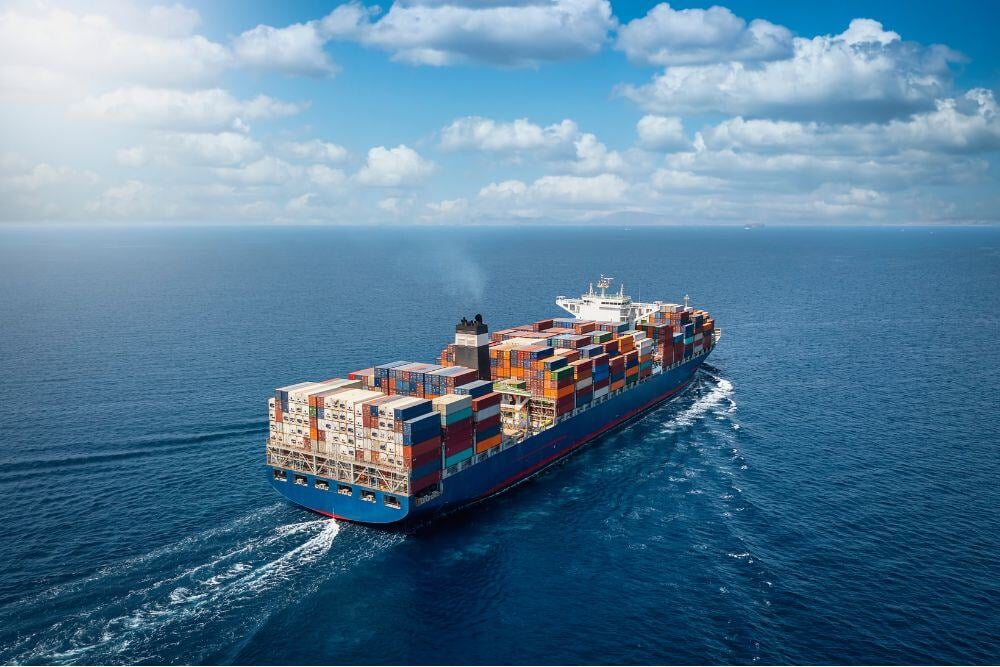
[6,518,345,664]
[659,375,735,434]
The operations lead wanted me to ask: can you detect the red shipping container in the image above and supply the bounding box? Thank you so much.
[408,447,440,470]
[472,392,502,410]
[474,413,501,431]
[410,470,442,494]
[444,434,475,456]
[403,435,441,461]
[442,420,474,439]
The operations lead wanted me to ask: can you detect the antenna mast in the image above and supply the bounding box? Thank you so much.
[597,274,613,296]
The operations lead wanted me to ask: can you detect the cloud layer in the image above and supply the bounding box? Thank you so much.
[0,1,996,225]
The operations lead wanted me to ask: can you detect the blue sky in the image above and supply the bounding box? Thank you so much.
[0,0,997,224]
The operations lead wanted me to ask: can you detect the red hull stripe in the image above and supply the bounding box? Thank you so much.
[481,372,695,498]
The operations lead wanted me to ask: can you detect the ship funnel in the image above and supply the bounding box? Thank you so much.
[454,315,491,381]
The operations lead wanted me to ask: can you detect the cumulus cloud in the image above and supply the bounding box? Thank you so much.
[699,89,1000,155]
[299,0,616,67]
[70,88,303,131]
[616,3,793,66]
[572,134,625,173]
[480,173,628,205]
[283,140,349,163]
[0,5,231,102]
[619,19,962,122]
[441,117,577,154]
[122,132,264,166]
[214,156,303,185]
[233,20,339,77]
[650,168,725,191]
[307,164,348,188]
[148,4,202,37]
[636,115,689,151]
[86,180,172,219]
[440,115,624,172]
[0,155,98,192]
[356,145,435,187]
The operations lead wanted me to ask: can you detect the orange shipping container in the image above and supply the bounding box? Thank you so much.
[474,433,502,453]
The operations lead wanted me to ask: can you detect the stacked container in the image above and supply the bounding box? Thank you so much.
[434,394,475,467]
[571,358,594,408]
[314,388,383,459]
[472,392,502,453]
[402,410,443,494]
[424,366,479,398]
[591,353,610,399]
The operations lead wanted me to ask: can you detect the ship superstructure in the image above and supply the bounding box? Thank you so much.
[266,279,719,525]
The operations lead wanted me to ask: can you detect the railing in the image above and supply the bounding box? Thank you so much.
[267,441,410,495]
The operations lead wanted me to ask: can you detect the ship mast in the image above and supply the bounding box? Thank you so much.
[597,274,613,297]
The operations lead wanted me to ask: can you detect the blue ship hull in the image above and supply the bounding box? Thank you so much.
[268,353,709,526]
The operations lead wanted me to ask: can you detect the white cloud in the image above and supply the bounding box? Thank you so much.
[440,116,626,173]
[0,159,98,191]
[215,156,303,185]
[441,117,577,154]
[0,6,231,102]
[663,146,987,192]
[70,88,303,131]
[650,168,725,190]
[307,164,347,188]
[636,115,689,151]
[286,192,318,213]
[283,140,349,163]
[700,89,1000,155]
[478,179,528,199]
[87,180,174,219]
[619,19,961,122]
[480,173,628,205]
[356,145,434,187]
[148,4,202,37]
[572,133,625,173]
[319,0,615,67]
[533,174,628,203]
[132,131,264,166]
[425,198,468,217]
[116,146,149,168]
[616,3,793,66]
[233,21,338,77]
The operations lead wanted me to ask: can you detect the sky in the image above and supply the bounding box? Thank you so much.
[0,0,998,225]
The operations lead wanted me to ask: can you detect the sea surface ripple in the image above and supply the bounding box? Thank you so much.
[0,226,997,664]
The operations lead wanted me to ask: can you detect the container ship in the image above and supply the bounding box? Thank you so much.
[266,277,719,526]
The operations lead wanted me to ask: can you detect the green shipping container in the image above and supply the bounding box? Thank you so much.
[550,366,574,381]
[444,406,473,425]
[446,448,474,467]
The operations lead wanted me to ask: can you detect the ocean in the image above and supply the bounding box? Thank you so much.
[0,225,997,665]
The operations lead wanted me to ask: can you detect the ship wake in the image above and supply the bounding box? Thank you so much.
[659,372,736,435]
[0,513,401,665]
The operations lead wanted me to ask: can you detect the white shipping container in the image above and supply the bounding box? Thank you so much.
[575,377,593,390]
[433,394,473,413]
[594,386,610,399]
[377,395,417,417]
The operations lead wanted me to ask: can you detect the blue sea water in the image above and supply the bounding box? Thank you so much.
[0,225,998,665]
